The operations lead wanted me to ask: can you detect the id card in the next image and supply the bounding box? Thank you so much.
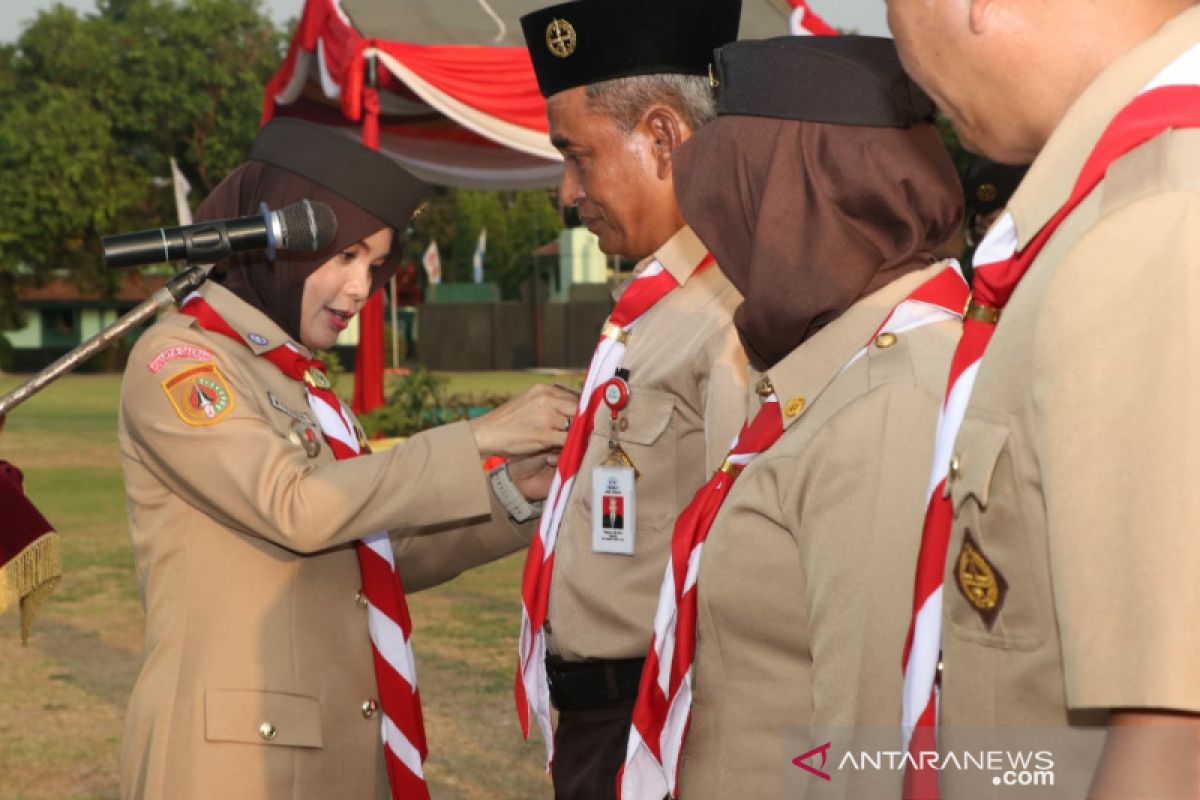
[591,465,636,555]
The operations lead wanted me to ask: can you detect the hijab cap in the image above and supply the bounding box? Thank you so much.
[195,118,429,344]
[713,35,936,128]
[675,36,963,371]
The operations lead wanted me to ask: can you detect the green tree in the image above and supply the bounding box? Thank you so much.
[502,188,562,299]
[0,0,285,323]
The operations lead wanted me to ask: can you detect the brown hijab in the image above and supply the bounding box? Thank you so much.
[675,117,963,371]
[195,161,395,344]
[194,118,428,343]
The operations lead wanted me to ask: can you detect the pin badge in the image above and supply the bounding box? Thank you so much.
[248,333,269,346]
[289,421,321,458]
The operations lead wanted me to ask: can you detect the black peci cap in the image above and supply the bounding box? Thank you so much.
[520,0,742,99]
[249,118,427,231]
[713,35,936,127]
[963,157,1028,216]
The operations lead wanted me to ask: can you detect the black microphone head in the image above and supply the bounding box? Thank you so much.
[275,199,337,253]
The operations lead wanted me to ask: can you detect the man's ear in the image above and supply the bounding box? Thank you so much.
[643,106,688,180]
[968,0,997,35]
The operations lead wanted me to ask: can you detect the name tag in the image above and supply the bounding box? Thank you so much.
[591,465,636,556]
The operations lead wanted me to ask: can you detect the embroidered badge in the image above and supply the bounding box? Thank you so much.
[955,529,1007,630]
[147,345,214,374]
[248,333,269,346]
[546,18,577,58]
[161,364,234,426]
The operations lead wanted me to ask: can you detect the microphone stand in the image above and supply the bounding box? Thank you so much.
[0,264,213,417]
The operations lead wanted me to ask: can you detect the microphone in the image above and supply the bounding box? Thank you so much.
[101,200,338,269]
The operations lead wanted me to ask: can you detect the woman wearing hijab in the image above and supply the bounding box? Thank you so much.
[117,118,576,799]
[619,37,967,800]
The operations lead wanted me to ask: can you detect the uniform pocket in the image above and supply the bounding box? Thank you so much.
[943,416,1046,651]
[204,688,323,748]
[590,386,676,446]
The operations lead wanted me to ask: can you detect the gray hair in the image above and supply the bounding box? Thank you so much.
[584,73,717,134]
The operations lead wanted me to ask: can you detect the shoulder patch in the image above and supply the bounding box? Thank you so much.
[148,345,214,374]
[161,364,235,426]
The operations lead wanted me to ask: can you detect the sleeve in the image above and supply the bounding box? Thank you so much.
[391,489,536,593]
[120,331,493,555]
[697,314,750,474]
[784,381,940,728]
[1035,193,1200,713]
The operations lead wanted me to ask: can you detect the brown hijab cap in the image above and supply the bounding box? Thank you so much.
[676,36,963,371]
[195,118,428,343]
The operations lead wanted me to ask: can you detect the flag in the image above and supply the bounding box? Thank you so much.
[472,228,487,284]
[0,460,59,643]
[788,0,838,36]
[169,157,194,226]
[422,241,442,285]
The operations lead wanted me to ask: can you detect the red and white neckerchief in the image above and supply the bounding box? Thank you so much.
[787,0,838,37]
[179,294,431,800]
[900,44,1200,800]
[515,250,715,765]
[620,265,969,799]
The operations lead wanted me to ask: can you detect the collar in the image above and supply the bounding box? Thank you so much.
[1009,5,1200,248]
[194,282,314,359]
[614,225,711,301]
[765,264,942,431]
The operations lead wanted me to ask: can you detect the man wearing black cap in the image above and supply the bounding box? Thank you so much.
[514,2,747,797]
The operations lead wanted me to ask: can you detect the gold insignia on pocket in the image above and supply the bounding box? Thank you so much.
[956,529,1007,629]
[546,18,577,58]
[161,364,234,427]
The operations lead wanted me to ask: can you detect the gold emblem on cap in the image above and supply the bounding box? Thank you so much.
[955,530,1007,629]
[976,183,998,203]
[546,18,577,58]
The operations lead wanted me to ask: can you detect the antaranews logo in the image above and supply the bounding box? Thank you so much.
[792,743,1055,788]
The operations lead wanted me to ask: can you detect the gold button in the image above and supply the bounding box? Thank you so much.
[618,417,630,433]
[355,589,368,609]
[949,455,961,482]
[361,700,379,719]
[784,396,806,418]
[258,722,277,741]
[875,332,897,349]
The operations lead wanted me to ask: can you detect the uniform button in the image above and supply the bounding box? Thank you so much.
[875,332,898,349]
[618,417,630,432]
[258,721,277,741]
[361,699,379,719]
[355,589,368,609]
[784,396,806,418]
[949,454,961,482]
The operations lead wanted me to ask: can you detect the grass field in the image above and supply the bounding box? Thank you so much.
[0,371,579,800]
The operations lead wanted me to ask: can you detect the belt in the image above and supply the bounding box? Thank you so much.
[545,656,645,712]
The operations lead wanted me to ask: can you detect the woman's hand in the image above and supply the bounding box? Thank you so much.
[508,452,560,502]
[469,383,579,458]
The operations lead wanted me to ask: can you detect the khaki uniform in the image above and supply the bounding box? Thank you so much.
[546,225,747,661]
[677,265,960,800]
[939,8,1200,795]
[118,282,533,800]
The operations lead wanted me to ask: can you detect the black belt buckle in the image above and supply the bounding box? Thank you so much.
[545,656,645,712]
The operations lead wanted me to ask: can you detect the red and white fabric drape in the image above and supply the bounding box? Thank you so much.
[516,253,714,765]
[180,295,431,800]
[621,265,969,799]
[787,0,838,36]
[900,43,1200,800]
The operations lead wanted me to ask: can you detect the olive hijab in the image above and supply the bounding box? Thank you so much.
[675,36,964,371]
[195,118,428,343]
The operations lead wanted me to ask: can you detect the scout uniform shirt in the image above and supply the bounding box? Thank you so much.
[939,7,1200,794]
[677,264,960,800]
[118,281,534,800]
[546,225,747,662]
